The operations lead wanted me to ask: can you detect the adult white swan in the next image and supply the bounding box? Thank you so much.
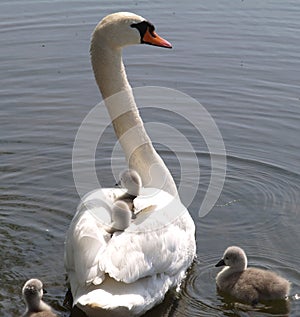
[64,12,196,317]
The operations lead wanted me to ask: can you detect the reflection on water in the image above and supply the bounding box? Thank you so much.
[1,0,300,316]
[217,298,290,317]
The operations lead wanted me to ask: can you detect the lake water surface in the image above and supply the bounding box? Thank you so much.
[1,1,300,316]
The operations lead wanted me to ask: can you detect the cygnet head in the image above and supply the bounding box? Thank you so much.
[22,279,44,307]
[91,12,172,50]
[215,246,248,272]
[119,169,142,196]
[111,200,132,231]
[22,278,55,316]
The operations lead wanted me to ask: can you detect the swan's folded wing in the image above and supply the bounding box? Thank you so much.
[65,209,110,286]
[65,189,195,288]
[133,188,173,214]
[100,207,195,283]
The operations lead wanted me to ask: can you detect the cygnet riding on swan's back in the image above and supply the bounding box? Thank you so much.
[119,169,142,196]
[22,279,57,317]
[215,246,290,305]
[116,169,142,212]
[64,12,196,317]
[109,200,132,233]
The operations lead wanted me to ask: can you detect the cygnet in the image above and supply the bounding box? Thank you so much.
[117,169,142,211]
[22,279,58,317]
[109,200,132,233]
[215,246,290,305]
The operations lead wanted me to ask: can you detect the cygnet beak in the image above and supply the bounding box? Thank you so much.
[215,259,226,267]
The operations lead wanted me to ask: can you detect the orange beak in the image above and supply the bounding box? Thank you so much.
[142,28,172,49]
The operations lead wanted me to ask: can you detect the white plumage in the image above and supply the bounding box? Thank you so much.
[65,188,195,316]
[64,11,196,316]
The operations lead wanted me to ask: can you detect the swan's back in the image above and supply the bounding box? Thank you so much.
[65,187,196,315]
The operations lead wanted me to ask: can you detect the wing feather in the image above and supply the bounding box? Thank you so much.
[100,208,195,283]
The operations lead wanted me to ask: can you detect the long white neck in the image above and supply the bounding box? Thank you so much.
[90,38,178,196]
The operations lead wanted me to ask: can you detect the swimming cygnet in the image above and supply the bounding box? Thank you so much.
[22,279,58,317]
[117,169,142,211]
[108,200,132,233]
[215,246,290,305]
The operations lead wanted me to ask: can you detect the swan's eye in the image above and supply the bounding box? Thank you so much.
[131,21,155,41]
[147,23,156,37]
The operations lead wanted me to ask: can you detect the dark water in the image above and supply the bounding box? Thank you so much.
[1,0,300,316]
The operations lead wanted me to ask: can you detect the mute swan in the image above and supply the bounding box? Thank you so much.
[215,246,290,305]
[22,279,58,317]
[64,12,196,317]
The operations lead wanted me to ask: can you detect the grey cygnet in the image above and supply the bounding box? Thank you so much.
[116,169,142,212]
[109,200,132,233]
[22,279,58,317]
[215,246,290,305]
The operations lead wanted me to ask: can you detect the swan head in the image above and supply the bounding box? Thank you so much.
[119,169,142,196]
[91,12,172,50]
[111,200,132,231]
[215,246,248,272]
[22,278,44,306]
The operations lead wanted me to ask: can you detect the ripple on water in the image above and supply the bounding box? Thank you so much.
[172,257,229,317]
[0,192,70,316]
[181,154,300,317]
[200,155,300,236]
[180,256,299,317]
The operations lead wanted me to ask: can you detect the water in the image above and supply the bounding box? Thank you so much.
[1,0,300,316]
